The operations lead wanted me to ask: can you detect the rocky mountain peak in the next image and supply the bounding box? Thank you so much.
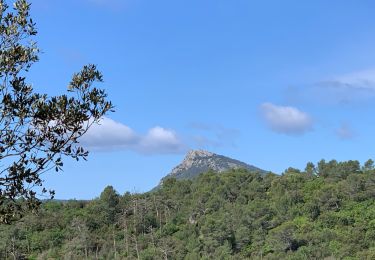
[185,150,214,160]
[162,150,265,182]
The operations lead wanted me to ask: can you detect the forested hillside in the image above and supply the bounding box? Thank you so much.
[1,160,375,259]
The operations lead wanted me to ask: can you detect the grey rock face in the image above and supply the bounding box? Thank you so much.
[163,150,265,181]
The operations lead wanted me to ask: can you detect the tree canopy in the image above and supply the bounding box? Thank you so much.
[1,160,375,259]
[0,0,113,223]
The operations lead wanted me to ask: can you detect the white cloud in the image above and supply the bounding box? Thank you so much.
[139,127,186,154]
[260,103,313,135]
[335,123,355,140]
[80,117,186,154]
[80,117,138,150]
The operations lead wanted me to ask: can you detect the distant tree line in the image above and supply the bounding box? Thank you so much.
[1,159,375,259]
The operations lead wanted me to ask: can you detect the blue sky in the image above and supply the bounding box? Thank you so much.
[26,0,375,199]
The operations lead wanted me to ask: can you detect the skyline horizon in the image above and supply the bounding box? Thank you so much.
[50,149,374,200]
[21,0,375,199]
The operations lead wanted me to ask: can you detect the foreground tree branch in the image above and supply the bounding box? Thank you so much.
[0,0,114,223]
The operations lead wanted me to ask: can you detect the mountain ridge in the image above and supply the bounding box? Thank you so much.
[159,150,266,185]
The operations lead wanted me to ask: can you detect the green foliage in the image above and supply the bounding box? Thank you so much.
[0,0,113,224]
[1,159,375,259]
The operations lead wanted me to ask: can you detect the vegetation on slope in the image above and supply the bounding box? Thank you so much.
[1,159,375,259]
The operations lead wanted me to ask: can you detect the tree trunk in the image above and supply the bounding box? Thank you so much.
[113,229,117,259]
[84,246,88,259]
[123,214,129,256]
[133,235,140,260]
[11,237,16,260]
[153,196,162,232]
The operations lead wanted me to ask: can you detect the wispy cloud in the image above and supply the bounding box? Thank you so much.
[316,69,375,104]
[86,0,128,10]
[32,0,53,11]
[58,48,86,65]
[260,103,313,135]
[285,69,375,106]
[335,123,356,140]
[188,122,240,148]
[322,69,375,91]
[80,117,187,154]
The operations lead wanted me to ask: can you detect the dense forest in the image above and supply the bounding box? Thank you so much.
[1,159,375,259]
